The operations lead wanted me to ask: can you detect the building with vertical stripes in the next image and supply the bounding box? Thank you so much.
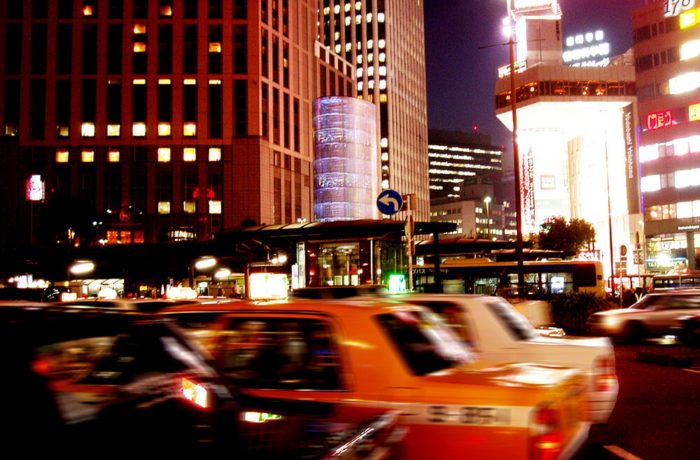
[318,0,430,222]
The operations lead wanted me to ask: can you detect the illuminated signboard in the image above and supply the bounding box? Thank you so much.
[26,174,44,201]
[680,7,700,27]
[646,110,674,130]
[665,0,696,18]
[510,0,560,17]
[563,31,610,67]
[249,273,288,300]
[690,102,700,122]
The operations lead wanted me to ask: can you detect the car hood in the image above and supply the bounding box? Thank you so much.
[594,308,648,316]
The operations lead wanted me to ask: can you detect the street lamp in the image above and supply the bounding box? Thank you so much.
[503,10,525,294]
[484,196,492,239]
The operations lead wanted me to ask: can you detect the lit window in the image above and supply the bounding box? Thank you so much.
[381,138,388,148]
[344,3,350,12]
[209,42,222,53]
[367,12,372,22]
[675,138,690,156]
[209,200,222,214]
[183,147,197,162]
[355,15,361,25]
[159,5,173,16]
[380,93,387,103]
[5,124,18,136]
[158,147,171,162]
[345,42,352,52]
[183,201,197,214]
[690,103,700,122]
[209,147,222,161]
[355,1,361,10]
[368,40,373,49]
[381,179,389,189]
[56,150,69,163]
[57,125,70,137]
[639,144,659,162]
[158,78,171,85]
[381,152,389,161]
[641,175,661,192]
[379,53,386,62]
[379,79,387,90]
[669,72,700,95]
[323,7,330,15]
[335,44,341,53]
[108,149,120,162]
[357,67,363,77]
[378,12,385,23]
[81,122,95,137]
[134,24,147,34]
[133,42,147,52]
[183,123,197,136]
[345,16,351,26]
[83,5,93,16]
[676,168,700,188]
[158,122,171,136]
[184,78,197,85]
[367,67,374,76]
[690,135,700,152]
[678,201,693,218]
[81,149,95,163]
[368,53,374,62]
[379,66,386,76]
[133,79,146,85]
[681,39,700,60]
[107,124,121,137]
[209,79,221,85]
[158,202,171,214]
[379,39,386,49]
[133,122,146,136]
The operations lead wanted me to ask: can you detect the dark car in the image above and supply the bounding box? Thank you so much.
[676,314,700,347]
[1,302,239,459]
[2,302,404,459]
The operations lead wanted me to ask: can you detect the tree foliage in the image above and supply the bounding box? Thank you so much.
[536,216,595,258]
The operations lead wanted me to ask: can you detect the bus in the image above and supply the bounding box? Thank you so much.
[650,273,700,292]
[412,258,605,296]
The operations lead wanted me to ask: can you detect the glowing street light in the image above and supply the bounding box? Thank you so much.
[484,196,492,239]
[69,260,95,275]
[194,256,217,270]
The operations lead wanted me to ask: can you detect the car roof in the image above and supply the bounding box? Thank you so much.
[159,297,424,318]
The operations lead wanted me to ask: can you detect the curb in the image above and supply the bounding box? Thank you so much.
[635,351,700,367]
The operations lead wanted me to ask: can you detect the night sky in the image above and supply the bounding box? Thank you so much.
[424,0,649,167]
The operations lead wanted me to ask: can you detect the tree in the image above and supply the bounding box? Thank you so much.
[536,216,595,258]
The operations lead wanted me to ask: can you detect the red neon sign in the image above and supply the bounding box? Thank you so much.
[646,110,673,130]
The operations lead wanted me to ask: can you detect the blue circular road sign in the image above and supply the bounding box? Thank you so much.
[377,189,403,215]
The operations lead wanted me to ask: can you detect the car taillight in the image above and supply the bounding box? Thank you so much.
[181,377,209,409]
[530,403,562,460]
[593,355,617,392]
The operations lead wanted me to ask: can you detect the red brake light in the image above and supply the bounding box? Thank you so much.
[181,377,209,409]
[594,355,617,392]
[530,404,562,460]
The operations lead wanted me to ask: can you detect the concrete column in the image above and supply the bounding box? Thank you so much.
[687,231,696,271]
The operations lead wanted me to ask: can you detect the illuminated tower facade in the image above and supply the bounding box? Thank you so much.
[318,0,430,221]
[495,0,642,281]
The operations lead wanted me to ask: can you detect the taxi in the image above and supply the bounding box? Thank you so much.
[160,297,591,460]
[395,294,618,424]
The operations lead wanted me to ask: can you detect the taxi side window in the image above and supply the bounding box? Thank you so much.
[32,323,193,424]
[214,317,341,390]
[419,301,475,346]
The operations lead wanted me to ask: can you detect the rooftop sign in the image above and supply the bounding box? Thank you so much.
[664,0,695,18]
[562,30,610,67]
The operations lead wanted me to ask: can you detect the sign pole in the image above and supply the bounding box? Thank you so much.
[405,194,414,292]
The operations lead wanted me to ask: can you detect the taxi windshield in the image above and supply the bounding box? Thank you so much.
[376,310,473,375]
[485,300,538,341]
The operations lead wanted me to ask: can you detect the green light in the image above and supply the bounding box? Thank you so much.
[388,274,406,293]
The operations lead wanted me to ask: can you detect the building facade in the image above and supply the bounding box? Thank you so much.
[427,129,504,201]
[318,0,430,221]
[0,0,321,245]
[632,0,700,273]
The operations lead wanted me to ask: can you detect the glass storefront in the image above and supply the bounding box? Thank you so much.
[304,239,408,287]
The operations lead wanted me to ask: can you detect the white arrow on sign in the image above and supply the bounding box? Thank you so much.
[379,193,400,212]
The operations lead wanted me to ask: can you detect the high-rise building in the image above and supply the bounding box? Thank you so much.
[318,0,430,221]
[0,0,326,245]
[427,129,504,201]
[632,1,700,273]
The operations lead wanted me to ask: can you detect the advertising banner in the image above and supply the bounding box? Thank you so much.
[622,104,641,214]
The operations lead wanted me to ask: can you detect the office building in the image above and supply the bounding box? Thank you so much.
[0,0,322,245]
[318,0,430,221]
[632,1,700,272]
[427,129,504,201]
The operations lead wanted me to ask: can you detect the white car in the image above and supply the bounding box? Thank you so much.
[397,294,618,424]
[588,289,700,341]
